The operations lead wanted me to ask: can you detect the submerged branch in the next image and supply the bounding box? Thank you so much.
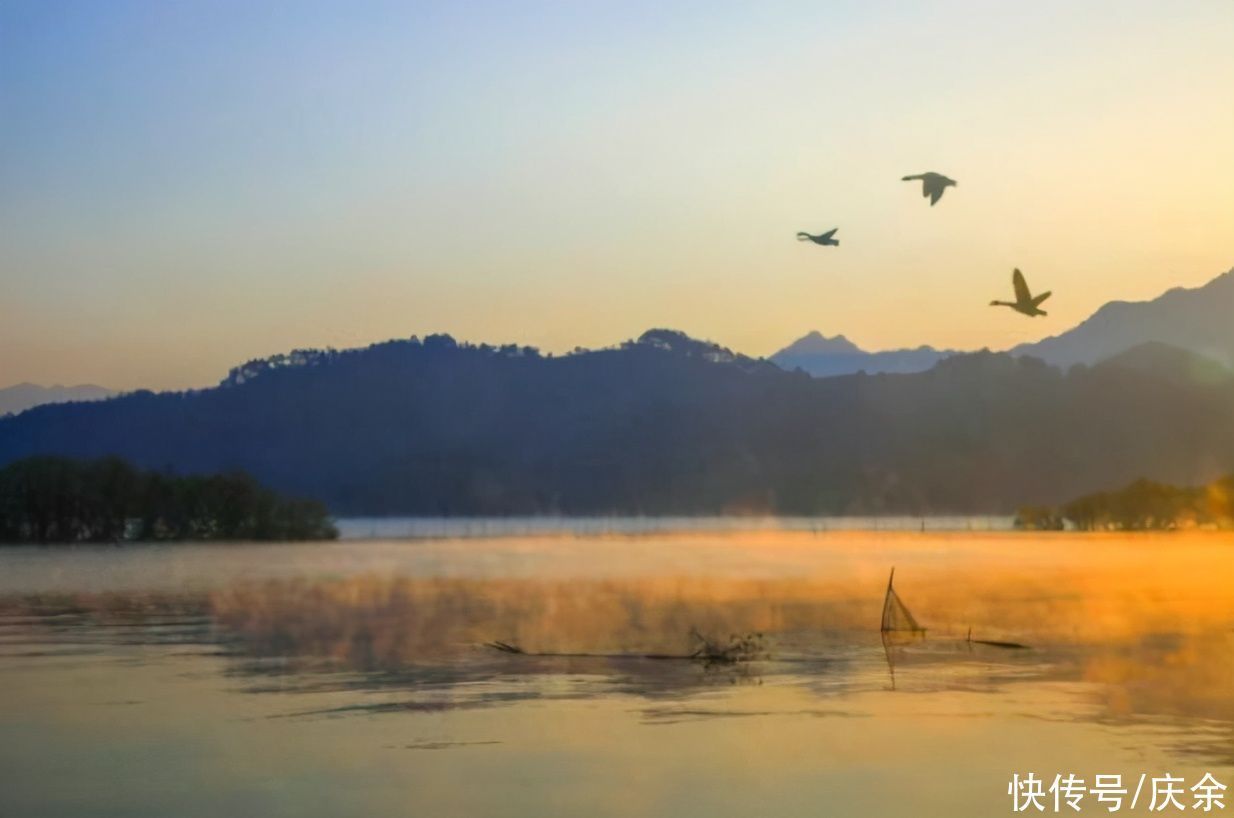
[484,629,770,664]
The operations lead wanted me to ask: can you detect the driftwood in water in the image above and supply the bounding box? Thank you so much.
[966,628,1030,650]
[485,640,525,654]
[687,628,769,663]
[484,629,768,664]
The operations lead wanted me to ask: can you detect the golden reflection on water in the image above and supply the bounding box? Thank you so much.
[0,531,1232,817]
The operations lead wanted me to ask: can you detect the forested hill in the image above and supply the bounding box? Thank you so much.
[1,330,1232,515]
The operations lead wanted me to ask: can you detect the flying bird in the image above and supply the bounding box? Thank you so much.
[796,228,839,246]
[902,172,956,206]
[990,268,1051,317]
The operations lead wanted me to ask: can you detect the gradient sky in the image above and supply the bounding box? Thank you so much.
[2,0,1232,390]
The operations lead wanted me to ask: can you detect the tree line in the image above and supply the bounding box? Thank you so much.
[1016,475,1234,531]
[0,456,337,544]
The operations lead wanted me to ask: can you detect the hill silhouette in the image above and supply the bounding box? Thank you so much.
[1093,342,1231,386]
[1,330,1232,515]
[1012,267,1234,368]
[0,383,114,417]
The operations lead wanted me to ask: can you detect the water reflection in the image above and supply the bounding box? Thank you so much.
[0,533,1231,817]
[1,569,1230,736]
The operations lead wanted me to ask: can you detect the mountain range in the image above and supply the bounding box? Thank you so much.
[1009,268,1234,368]
[1,326,1232,515]
[772,267,1234,377]
[3,268,1233,515]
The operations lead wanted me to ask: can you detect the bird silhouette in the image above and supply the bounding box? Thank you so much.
[796,228,839,246]
[901,172,956,206]
[990,268,1051,317]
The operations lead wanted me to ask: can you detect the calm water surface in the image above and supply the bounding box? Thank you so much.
[0,530,1231,817]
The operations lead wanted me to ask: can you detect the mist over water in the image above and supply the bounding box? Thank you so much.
[1,530,1231,817]
[334,515,1016,540]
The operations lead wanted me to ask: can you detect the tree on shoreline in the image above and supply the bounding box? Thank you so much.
[0,456,337,544]
[1017,475,1234,531]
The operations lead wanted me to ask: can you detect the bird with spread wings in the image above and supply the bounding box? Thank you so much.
[796,228,839,246]
[902,172,956,206]
[990,268,1051,317]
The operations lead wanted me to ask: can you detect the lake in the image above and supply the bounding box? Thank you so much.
[1,530,1231,817]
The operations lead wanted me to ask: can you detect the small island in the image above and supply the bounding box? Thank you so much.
[0,456,337,544]
[1017,475,1234,531]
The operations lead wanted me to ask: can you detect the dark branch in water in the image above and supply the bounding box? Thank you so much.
[969,639,1030,650]
[687,628,770,663]
[965,628,1030,650]
[484,629,770,664]
[485,641,525,655]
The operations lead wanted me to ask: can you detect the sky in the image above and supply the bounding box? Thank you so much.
[2,0,1232,391]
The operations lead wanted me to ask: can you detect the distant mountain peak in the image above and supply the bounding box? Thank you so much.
[770,332,952,378]
[778,331,864,356]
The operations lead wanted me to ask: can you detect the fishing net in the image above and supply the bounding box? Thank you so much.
[880,569,924,632]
